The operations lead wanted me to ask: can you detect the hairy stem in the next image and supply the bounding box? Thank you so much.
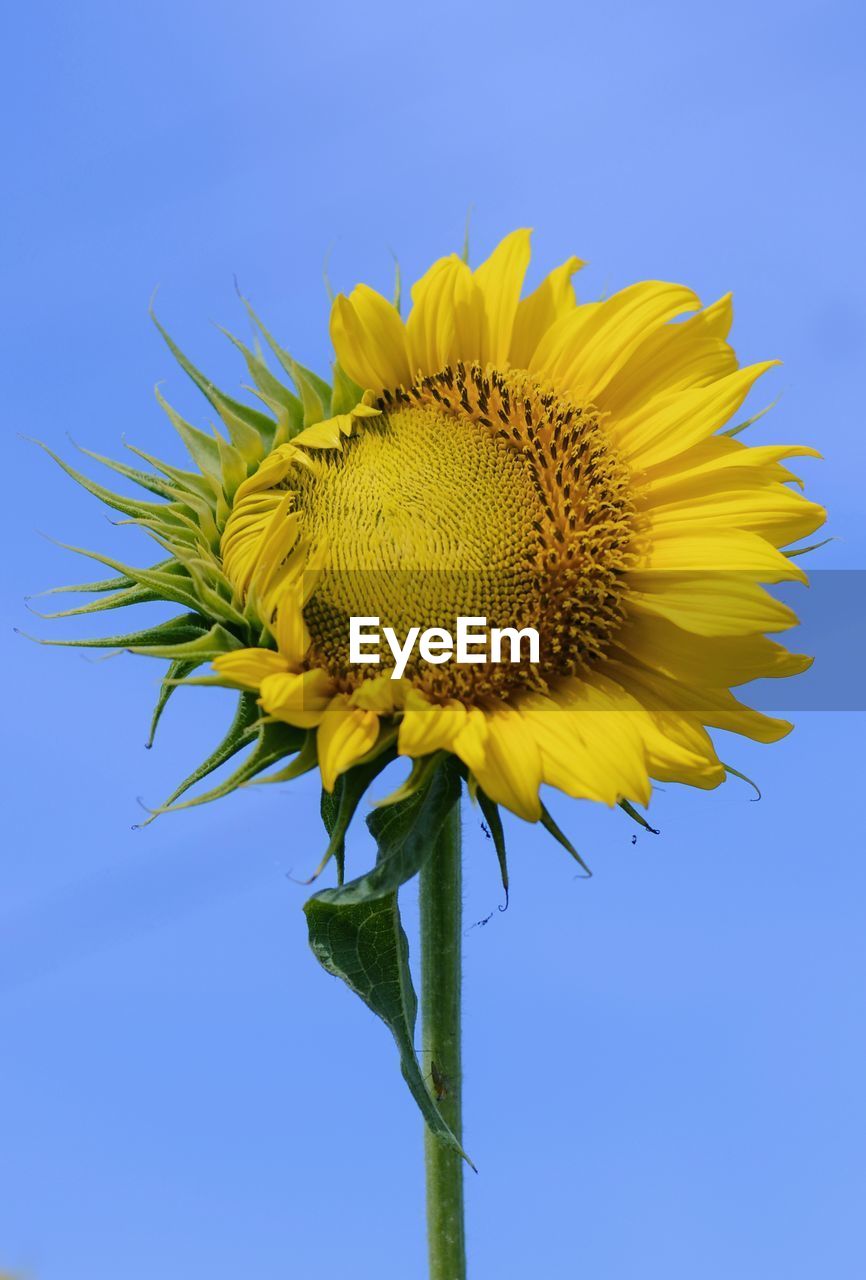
[420,801,466,1280]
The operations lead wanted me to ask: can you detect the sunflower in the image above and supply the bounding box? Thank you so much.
[34,229,827,1274]
[187,229,824,825]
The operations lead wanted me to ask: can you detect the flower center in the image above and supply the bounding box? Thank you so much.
[292,364,635,701]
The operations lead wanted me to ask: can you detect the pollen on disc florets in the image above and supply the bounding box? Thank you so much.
[287,362,635,702]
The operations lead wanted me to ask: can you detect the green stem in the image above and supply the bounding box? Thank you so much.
[420,800,466,1280]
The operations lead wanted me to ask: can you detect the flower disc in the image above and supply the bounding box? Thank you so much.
[280,362,635,701]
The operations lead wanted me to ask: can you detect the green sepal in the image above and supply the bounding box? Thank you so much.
[165,549,248,629]
[218,325,302,429]
[27,580,164,620]
[155,387,223,480]
[784,536,834,558]
[722,396,779,438]
[618,798,660,835]
[137,700,304,824]
[128,621,244,661]
[391,254,402,314]
[212,428,249,501]
[540,802,592,877]
[29,571,137,598]
[246,730,318,786]
[34,441,170,521]
[373,751,445,808]
[330,361,364,417]
[146,658,202,748]
[238,295,330,426]
[289,359,326,427]
[26,612,212,651]
[476,789,509,904]
[151,312,271,462]
[316,755,461,907]
[317,746,398,885]
[461,206,473,265]
[73,442,181,503]
[722,762,762,800]
[124,441,223,507]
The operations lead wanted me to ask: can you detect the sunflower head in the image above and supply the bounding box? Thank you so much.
[30,227,828,1166]
[35,228,825,850]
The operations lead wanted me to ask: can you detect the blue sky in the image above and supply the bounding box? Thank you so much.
[2,1,864,1276]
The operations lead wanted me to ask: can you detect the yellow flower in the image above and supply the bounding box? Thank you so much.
[36,229,824,835]
[207,229,824,822]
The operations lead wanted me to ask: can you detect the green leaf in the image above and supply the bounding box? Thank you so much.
[540,802,592,877]
[304,892,473,1167]
[477,789,509,904]
[303,754,471,1164]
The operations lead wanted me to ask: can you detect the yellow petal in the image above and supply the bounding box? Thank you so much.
[531,281,700,401]
[273,591,310,668]
[612,361,778,470]
[245,500,303,606]
[259,668,334,728]
[212,647,289,689]
[231,444,296,503]
[615,614,811,687]
[398,688,467,756]
[592,664,726,789]
[460,703,542,821]
[451,704,489,775]
[606,661,793,744]
[625,573,799,637]
[643,476,826,549]
[351,674,409,714]
[639,525,808,583]
[221,492,292,597]
[406,255,486,375]
[329,287,410,391]
[509,256,584,368]
[316,695,380,790]
[521,675,652,806]
[292,402,383,451]
[642,437,822,495]
[597,295,738,418]
[472,228,532,367]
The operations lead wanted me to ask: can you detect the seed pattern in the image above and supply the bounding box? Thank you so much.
[289,363,635,702]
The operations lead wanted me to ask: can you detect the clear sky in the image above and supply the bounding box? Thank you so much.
[2,1,864,1276]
